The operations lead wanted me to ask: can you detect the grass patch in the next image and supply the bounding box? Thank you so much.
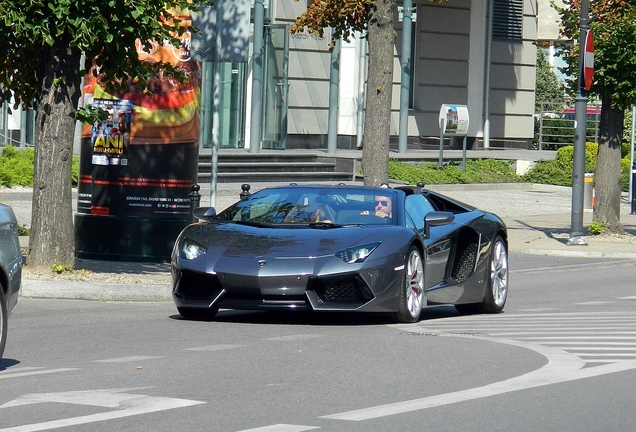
[0,146,79,187]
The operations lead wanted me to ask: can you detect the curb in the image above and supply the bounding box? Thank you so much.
[21,279,172,302]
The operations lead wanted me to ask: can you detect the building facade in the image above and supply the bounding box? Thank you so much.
[1,0,539,152]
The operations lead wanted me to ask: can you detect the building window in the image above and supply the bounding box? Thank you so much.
[492,0,523,41]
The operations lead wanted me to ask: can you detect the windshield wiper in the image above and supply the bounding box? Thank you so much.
[233,220,274,228]
[307,222,343,229]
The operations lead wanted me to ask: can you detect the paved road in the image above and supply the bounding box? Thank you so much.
[2,254,636,431]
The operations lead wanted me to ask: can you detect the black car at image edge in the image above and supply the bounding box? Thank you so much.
[0,203,23,359]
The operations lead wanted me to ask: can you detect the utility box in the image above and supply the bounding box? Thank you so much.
[584,173,594,210]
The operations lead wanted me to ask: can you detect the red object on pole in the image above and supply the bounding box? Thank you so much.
[584,30,594,91]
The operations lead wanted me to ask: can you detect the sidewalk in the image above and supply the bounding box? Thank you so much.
[2,180,635,302]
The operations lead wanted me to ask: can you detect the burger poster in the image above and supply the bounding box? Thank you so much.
[78,9,200,220]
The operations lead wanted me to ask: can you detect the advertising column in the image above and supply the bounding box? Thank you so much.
[75,9,200,261]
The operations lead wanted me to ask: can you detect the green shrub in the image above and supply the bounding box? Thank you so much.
[0,146,35,186]
[388,159,520,185]
[0,146,79,187]
[524,142,598,187]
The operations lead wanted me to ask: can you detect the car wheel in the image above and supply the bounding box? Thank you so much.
[481,235,508,313]
[0,288,7,359]
[177,306,219,321]
[394,246,425,323]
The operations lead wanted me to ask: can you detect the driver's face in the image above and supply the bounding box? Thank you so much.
[374,196,391,215]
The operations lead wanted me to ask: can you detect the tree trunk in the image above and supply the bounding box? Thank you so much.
[361,0,395,186]
[29,39,82,270]
[593,93,624,234]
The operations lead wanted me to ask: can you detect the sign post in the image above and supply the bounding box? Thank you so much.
[439,104,469,168]
[568,0,592,246]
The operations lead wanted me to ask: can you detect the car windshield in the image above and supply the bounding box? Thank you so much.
[214,186,399,226]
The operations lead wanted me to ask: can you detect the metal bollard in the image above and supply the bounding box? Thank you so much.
[240,183,251,201]
[189,184,201,223]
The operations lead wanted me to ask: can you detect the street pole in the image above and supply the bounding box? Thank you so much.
[249,0,264,154]
[398,1,413,154]
[568,0,590,245]
[327,40,340,154]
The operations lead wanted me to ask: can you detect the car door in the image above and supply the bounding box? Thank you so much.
[404,194,452,290]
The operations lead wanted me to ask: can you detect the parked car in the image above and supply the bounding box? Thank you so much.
[0,203,22,359]
[171,184,509,323]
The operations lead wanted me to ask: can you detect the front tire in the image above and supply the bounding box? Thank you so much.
[177,305,219,321]
[394,246,425,323]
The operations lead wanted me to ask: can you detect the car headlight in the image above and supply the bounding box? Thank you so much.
[181,238,207,260]
[335,242,380,264]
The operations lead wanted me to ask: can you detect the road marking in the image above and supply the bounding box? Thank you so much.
[236,424,320,432]
[93,356,164,363]
[0,388,204,432]
[186,344,246,351]
[322,330,636,421]
[0,368,78,380]
[573,301,615,305]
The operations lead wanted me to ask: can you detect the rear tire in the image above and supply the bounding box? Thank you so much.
[394,246,425,323]
[177,306,219,321]
[481,235,508,313]
[0,288,7,359]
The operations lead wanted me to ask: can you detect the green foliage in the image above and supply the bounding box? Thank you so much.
[535,48,565,109]
[76,104,110,126]
[51,263,73,274]
[388,159,521,185]
[0,0,198,110]
[522,142,598,187]
[290,0,374,47]
[556,1,636,110]
[588,221,605,235]
[0,146,34,187]
[17,224,30,236]
[0,146,78,187]
[521,159,572,187]
[621,152,635,192]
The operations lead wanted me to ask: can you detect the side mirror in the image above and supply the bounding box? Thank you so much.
[423,211,455,239]
[192,207,217,222]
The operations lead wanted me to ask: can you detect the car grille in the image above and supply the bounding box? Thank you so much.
[309,274,373,303]
[176,270,223,300]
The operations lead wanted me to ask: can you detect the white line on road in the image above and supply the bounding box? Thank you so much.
[0,388,205,432]
[186,344,246,351]
[0,368,78,380]
[236,424,320,432]
[93,356,164,363]
[322,328,636,422]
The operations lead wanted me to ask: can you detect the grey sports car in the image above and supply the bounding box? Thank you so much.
[0,203,22,359]
[171,184,508,323]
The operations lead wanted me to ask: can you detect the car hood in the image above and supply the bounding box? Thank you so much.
[193,222,385,259]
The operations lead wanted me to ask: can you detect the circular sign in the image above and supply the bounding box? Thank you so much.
[584,30,594,91]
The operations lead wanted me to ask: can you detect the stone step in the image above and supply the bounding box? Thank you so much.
[197,171,356,184]
[198,161,338,174]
